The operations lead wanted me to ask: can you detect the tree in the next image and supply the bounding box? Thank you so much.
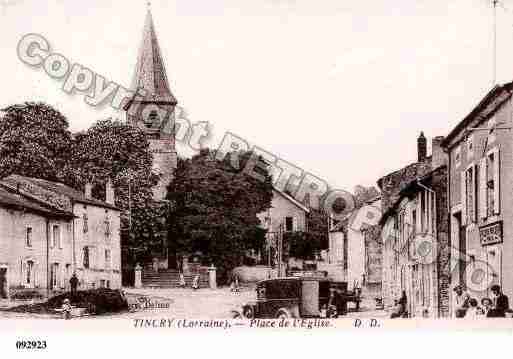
[0,102,73,181]
[166,148,273,283]
[71,119,163,266]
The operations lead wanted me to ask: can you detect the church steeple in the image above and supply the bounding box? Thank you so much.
[131,7,177,104]
[125,6,178,201]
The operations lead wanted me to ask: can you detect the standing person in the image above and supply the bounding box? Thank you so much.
[452,285,470,318]
[480,298,493,318]
[390,291,407,319]
[327,287,338,318]
[191,274,199,290]
[465,298,480,319]
[178,272,186,288]
[489,285,509,318]
[69,273,79,298]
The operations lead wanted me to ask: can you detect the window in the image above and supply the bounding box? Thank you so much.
[488,117,497,145]
[420,194,426,233]
[51,263,59,288]
[487,153,495,217]
[65,264,71,282]
[26,260,34,285]
[104,213,111,238]
[145,110,159,127]
[412,210,417,237]
[52,225,61,249]
[454,146,461,168]
[83,212,88,233]
[83,247,90,269]
[467,134,474,160]
[464,166,477,223]
[26,227,32,247]
[105,249,111,268]
[285,217,293,232]
[487,148,500,216]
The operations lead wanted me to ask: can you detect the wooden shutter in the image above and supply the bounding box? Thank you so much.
[461,171,467,225]
[473,164,478,222]
[493,148,500,214]
[479,157,488,219]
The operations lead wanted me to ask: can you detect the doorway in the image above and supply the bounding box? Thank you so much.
[0,268,7,298]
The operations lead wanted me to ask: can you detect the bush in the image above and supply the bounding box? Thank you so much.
[11,290,44,301]
[5,288,129,315]
[47,288,129,315]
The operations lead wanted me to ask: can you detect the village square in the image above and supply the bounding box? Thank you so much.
[0,2,512,322]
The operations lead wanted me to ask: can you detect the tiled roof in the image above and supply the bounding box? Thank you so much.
[0,186,73,218]
[2,175,119,211]
[130,9,177,104]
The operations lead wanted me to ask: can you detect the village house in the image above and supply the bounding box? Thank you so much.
[0,184,74,298]
[441,83,513,311]
[328,197,382,294]
[0,175,121,297]
[257,187,310,273]
[378,133,450,318]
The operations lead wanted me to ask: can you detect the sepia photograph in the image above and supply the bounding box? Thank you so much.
[0,0,512,356]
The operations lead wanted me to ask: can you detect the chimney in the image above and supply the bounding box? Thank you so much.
[417,132,427,162]
[431,136,447,169]
[84,183,93,199]
[105,179,115,205]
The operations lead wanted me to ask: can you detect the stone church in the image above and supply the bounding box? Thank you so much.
[124,8,178,200]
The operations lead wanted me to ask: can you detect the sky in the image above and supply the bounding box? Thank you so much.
[1,0,513,194]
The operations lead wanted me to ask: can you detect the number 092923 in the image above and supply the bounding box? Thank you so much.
[16,340,47,350]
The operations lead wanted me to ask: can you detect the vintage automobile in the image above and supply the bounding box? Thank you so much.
[233,277,359,319]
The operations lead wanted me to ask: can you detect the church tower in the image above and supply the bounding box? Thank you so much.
[125,7,178,200]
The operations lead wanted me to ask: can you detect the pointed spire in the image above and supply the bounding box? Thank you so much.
[131,7,177,104]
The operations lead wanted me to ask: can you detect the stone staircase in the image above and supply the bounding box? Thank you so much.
[141,269,210,288]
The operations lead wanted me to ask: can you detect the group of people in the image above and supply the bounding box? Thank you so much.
[453,284,510,319]
[178,273,200,290]
[390,284,510,319]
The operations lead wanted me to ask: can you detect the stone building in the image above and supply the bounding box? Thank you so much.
[124,8,178,201]
[0,175,121,296]
[0,184,74,298]
[441,82,513,311]
[258,188,310,234]
[378,133,450,318]
[328,197,382,293]
[258,188,310,273]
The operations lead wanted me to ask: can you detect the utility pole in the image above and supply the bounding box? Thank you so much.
[277,223,284,277]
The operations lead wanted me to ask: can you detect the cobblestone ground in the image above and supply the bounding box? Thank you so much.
[0,287,388,319]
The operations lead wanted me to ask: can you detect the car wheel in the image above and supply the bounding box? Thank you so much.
[231,310,242,319]
[242,305,255,319]
[276,308,293,319]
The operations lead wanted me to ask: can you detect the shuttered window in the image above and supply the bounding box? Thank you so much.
[461,171,466,225]
[479,157,488,219]
[486,147,500,216]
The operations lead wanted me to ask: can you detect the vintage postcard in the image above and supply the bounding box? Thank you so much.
[1,0,513,355]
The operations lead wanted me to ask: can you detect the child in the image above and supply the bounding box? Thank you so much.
[481,298,493,318]
[191,274,199,290]
[178,272,186,288]
[61,298,72,320]
[465,298,480,319]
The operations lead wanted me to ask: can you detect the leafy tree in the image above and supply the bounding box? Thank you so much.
[166,148,273,283]
[286,231,323,260]
[0,102,73,181]
[70,119,163,267]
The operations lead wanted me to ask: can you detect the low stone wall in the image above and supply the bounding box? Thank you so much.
[232,266,277,283]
